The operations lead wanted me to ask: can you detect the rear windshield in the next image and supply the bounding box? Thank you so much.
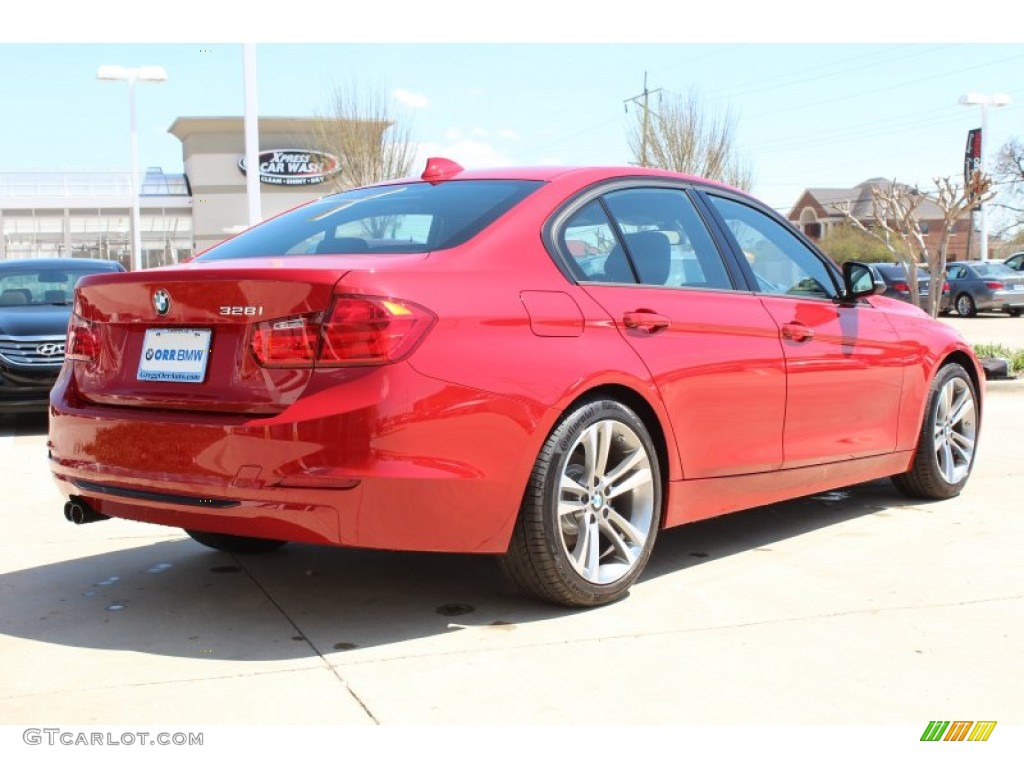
[196,180,544,261]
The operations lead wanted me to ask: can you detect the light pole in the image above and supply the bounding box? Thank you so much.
[958,92,1012,262]
[97,65,168,272]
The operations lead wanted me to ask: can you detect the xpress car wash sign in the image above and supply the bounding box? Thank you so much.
[238,149,340,186]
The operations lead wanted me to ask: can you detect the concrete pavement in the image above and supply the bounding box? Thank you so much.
[1,382,1021,728]
[938,313,1024,350]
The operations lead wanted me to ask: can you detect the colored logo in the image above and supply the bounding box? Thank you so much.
[238,149,340,186]
[921,721,997,742]
[153,290,171,316]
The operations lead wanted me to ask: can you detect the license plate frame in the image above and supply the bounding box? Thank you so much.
[137,328,212,383]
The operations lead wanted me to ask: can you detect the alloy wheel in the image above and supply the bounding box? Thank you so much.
[556,419,655,585]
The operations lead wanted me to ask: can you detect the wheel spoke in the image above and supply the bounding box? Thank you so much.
[948,389,974,428]
[938,382,953,422]
[937,438,955,481]
[571,516,602,580]
[583,421,614,486]
[600,518,639,566]
[949,430,974,461]
[605,508,645,549]
[603,448,645,488]
[560,474,588,498]
[606,466,652,500]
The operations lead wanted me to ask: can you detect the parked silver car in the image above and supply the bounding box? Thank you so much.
[945,261,1024,317]
[870,262,951,313]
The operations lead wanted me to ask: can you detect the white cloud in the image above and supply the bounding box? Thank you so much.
[392,89,429,110]
[496,129,521,141]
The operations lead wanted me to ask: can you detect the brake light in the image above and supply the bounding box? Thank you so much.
[319,296,435,366]
[893,282,909,292]
[249,296,435,369]
[985,281,1004,290]
[943,281,950,292]
[66,315,99,362]
[251,314,320,367]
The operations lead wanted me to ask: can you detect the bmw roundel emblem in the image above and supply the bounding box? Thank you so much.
[153,289,171,316]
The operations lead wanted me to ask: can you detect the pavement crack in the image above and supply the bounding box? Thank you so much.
[231,554,380,724]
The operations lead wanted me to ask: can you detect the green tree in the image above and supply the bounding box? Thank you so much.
[817,224,901,264]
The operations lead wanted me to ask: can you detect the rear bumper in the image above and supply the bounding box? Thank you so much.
[48,361,550,553]
[0,366,59,412]
[987,290,1024,310]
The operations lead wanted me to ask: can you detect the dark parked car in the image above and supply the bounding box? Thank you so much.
[1004,252,1024,272]
[0,258,125,411]
[945,261,1024,317]
[870,262,951,313]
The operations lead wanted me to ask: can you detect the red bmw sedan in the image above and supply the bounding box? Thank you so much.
[49,159,983,607]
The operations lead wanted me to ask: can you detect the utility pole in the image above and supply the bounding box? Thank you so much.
[625,72,661,167]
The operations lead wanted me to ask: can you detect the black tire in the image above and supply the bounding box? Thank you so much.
[185,529,287,554]
[502,399,662,608]
[891,363,979,499]
[1008,308,1021,317]
[955,293,976,318]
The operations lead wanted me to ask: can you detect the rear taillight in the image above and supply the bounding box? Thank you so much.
[985,281,1004,290]
[250,296,435,369]
[943,281,950,292]
[251,315,320,367]
[66,315,99,362]
[893,282,909,292]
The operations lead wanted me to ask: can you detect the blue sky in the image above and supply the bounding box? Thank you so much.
[2,5,1022,217]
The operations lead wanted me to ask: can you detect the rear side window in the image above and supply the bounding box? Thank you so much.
[196,180,543,261]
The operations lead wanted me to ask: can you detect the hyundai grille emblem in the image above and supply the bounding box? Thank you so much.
[153,289,171,316]
[37,343,65,357]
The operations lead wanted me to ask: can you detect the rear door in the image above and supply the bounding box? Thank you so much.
[561,184,786,479]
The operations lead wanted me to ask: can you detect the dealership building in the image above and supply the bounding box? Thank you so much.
[0,117,348,268]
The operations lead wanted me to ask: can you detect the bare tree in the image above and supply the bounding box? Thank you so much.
[993,137,1024,242]
[627,88,753,190]
[313,81,417,194]
[837,173,994,317]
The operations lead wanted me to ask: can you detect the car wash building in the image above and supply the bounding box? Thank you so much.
[0,116,356,269]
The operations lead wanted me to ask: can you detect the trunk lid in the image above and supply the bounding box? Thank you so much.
[69,255,424,414]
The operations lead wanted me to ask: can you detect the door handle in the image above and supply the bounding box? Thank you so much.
[781,322,815,342]
[623,311,671,333]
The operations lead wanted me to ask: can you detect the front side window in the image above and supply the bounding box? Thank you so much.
[708,195,839,300]
[197,180,543,261]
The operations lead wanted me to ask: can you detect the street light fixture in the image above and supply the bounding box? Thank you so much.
[958,91,1012,262]
[97,65,168,272]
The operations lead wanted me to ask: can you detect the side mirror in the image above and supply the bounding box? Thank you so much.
[840,261,885,303]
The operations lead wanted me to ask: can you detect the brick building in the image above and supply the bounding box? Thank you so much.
[787,178,976,261]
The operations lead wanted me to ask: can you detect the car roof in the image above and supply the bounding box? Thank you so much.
[363,163,744,195]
